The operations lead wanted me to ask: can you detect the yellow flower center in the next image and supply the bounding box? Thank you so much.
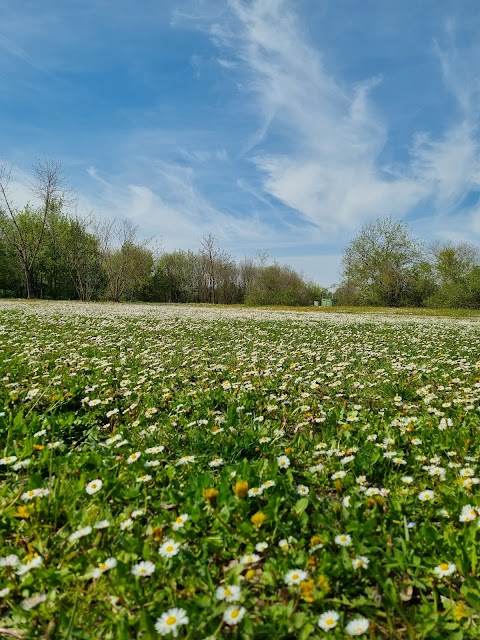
[91,483,97,489]
[326,619,334,625]
[225,588,232,596]
[166,545,174,553]
[165,616,177,626]
[231,609,239,619]
[292,573,299,580]
[99,563,107,571]
[176,517,183,524]
[439,563,449,571]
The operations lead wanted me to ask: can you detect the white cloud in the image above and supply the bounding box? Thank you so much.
[80,159,289,254]
[206,0,480,239]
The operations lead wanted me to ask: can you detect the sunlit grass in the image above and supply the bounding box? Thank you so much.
[0,301,479,638]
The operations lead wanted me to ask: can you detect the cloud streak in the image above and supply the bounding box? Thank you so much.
[204,0,480,236]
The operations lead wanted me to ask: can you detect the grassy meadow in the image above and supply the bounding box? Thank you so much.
[1,301,480,639]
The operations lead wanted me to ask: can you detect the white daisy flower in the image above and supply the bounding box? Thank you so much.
[317,610,340,631]
[136,474,152,482]
[296,484,309,496]
[91,557,117,578]
[334,534,352,547]
[155,607,189,636]
[351,556,369,569]
[459,504,478,522]
[13,459,31,470]
[172,514,189,531]
[277,455,290,469]
[215,584,241,602]
[21,593,47,610]
[159,539,181,558]
[284,569,308,585]
[145,459,160,467]
[0,554,19,567]
[68,526,93,543]
[346,617,370,636]
[262,480,276,489]
[240,553,260,564]
[145,446,165,454]
[15,555,43,575]
[223,605,246,626]
[131,560,156,577]
[127,452,141,463]
[85,479,103,495]
[433,562,457,578]
[21,488,49,501]
[418,490,434,501]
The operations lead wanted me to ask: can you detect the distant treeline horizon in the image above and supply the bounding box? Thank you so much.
[1,161,480,308]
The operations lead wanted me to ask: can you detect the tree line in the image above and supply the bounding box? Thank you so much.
[338,217,480,308]
[2,161,480,308]
[0,160,327,305]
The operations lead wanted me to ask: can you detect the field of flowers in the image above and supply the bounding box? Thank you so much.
[1,301,480,639]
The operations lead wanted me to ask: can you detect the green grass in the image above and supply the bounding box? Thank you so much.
[0,302,480,639]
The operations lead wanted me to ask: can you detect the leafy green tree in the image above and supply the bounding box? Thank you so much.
[62,215,103,301]
[99,219,154,302]
[341,217,422,306]
[0,160,66,298]
[0,234,22,296]
[403,261,437,307]
[245,263,311,306]
[146,250,203,303]
[425,242,479,308]
[36,206,76,299]
[430,241,479,285]
[464,266,480,308]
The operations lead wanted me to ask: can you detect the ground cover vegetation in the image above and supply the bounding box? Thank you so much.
[0,301,480,638]
[2,163,480,308]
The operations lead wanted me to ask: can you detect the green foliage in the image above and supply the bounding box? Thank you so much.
[340,220,480,309]
[245,264,318,306]
[341,217,422,306]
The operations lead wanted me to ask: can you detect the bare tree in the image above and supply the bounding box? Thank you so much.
[198,233,233,304]
[0,160,66,298]
[62,212,103,301]
[98,218,153,302]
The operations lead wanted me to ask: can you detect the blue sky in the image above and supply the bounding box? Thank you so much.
[1,0,480,287]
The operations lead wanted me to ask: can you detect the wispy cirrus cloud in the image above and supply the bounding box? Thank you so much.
[197,0,480,238]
